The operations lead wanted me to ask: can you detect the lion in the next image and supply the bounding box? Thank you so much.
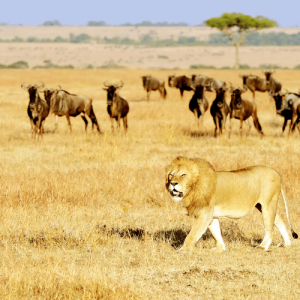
[165,156,298,252]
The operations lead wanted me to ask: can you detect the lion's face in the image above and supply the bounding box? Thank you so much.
[166,164,197,202]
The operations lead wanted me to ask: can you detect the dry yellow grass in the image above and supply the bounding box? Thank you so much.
[0,69,300,299]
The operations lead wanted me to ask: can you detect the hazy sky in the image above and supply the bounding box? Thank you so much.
[2,0,300,27]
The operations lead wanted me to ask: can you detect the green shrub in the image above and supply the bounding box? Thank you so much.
[190,64,216,69]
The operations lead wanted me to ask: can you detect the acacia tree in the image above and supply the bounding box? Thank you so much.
[204,13,277,69]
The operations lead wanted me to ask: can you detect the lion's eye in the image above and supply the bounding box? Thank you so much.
[181,174,186,178]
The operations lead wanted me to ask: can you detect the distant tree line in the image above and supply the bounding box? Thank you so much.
[1,32,300,46]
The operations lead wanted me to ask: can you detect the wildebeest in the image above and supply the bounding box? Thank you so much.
[21,82,47,137]
[210,85,230,137]
[192,74,226,92]
[141,75,167,101]
[46,86,101,133]
[287,90,300,134]
[229,85,264,138]
[103,80,129,131]
[269,91,297,134]
[263,70,282,94]
[239,74,268,101]
[168,75,193,100]
[189,85,209,126]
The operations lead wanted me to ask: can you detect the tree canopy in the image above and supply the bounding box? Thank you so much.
[205,13,277,31]
[204,13,277,69]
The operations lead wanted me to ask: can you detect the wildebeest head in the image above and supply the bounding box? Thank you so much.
[263,70,275,82]
[230,84,247,109]
[43,88,56,105]
[215,86,228,108]
[103,80,124,105]
[21,82,45,110]
[168,75,175,87]
[141,75,151,88]
[269,91,287,113]
[239,74,253,86]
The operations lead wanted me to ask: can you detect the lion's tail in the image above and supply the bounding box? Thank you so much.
[281,180,298,239]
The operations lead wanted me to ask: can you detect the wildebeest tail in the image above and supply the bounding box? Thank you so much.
[163,87,167,99]
[90,105,101,133]
[281,180,298,239]
[253,118,263,135]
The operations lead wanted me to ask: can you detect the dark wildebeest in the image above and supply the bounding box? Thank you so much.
[269,91,298,134]
[31,88,51,139]
[103,80,129,131]
[210,85,230,137]
[229,85,264,138]
[168,75,193,100]
[192,74,226,92]
[141,75,167,101]
[286,90,300,134]
[263,70,282,95]
[46,86,101,133]
[21,82,47,137]
[189,85,209,126]
[239,74,268,101]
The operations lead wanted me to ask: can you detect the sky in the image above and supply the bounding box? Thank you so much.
[1,0,300,27]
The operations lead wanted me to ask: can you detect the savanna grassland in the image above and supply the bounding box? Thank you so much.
[0,69,300,299]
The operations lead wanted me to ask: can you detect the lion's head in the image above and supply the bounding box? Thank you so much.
[165,156,217,216]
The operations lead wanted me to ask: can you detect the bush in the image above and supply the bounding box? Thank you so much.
[87,21,106,26]
[239,64,251,69]
[7,61,28,69]
[190,64,216,69]
[42,20,61,26]
[33,60,74,69]
[98,60,125,69]
[70,33,91,43]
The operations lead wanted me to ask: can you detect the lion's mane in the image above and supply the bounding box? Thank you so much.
[166,156,217,217]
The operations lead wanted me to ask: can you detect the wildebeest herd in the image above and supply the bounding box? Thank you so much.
[22,70,300,139]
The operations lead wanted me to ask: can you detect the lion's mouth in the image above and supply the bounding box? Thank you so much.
[171,190,183,197]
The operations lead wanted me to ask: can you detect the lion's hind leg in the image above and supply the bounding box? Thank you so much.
[256,194,279,251]
[274,214,291,247]
[208,219,225,252]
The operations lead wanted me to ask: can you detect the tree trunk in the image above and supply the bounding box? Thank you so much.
[234,43,239,70]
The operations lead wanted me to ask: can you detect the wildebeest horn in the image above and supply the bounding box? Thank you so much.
[284,89,290,94]
[21,82,30,90]
[103,80,110,87]
[298,88,300,94]
[38,81,45,92]
[242,86,247,93]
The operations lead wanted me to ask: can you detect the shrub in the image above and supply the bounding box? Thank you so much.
[42,20,61,26]
[87,21,106,26]
[190,64,216,69]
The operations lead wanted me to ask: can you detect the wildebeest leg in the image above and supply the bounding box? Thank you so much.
[54,115,59,132]
[193,110,199,126]
[110,117,114,131]
[214,116,220,137]
[147,91,151,101]
[29,117,34,137]
[117,113,121,129]
[252,90,255,102]
[245,119,251,136]
[239,117,244,137]
[290,110,299,134]
[66,115,72,133]
[81,113,88,133]
[228,117,232,139]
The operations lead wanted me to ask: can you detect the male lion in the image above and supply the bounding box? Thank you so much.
[165,156,298,251]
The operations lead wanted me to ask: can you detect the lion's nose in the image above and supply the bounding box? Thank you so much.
[171,182,178,186]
